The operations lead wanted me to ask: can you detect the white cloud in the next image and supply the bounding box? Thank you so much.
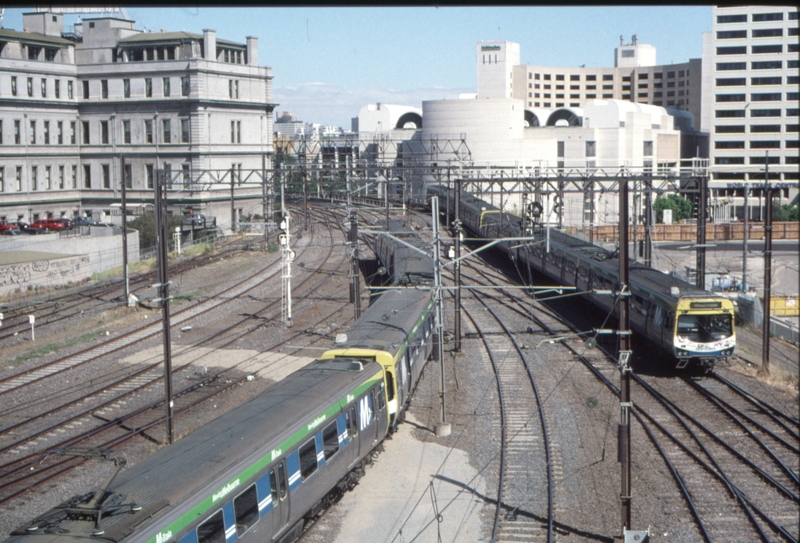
[273,82,473,130]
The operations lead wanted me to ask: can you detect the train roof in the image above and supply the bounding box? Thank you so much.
[11,359,383,540]
[333,289,433,354]
[374,225,434,286]
[544,228,710,303]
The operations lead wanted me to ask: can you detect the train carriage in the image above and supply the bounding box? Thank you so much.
[321,288,436,429]
[433,186,736,372]
[6,359,389,543]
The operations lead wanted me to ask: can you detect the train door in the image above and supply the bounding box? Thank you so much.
[396,359,408,414]
[346,403,360,460]
[264,461,289,538]
[359,388,379,446]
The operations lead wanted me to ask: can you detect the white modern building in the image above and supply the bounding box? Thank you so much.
[700,4,799,220]
[0,11,275,228]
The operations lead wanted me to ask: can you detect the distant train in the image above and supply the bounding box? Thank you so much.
[429,186,735,372]
[4,232,436,543]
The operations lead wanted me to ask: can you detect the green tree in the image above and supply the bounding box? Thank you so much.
[772,202,799,222]
[653,193,693,223]
[128,212,182,250]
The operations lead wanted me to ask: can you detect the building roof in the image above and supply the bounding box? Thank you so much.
[0,28,73,46]
[118,31,244,48]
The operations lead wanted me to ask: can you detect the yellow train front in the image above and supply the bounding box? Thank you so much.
[670,297,736,369]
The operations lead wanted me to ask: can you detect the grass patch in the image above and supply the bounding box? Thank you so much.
[184,243,214,257]
[173,291,202,303]
[13,330,101,363]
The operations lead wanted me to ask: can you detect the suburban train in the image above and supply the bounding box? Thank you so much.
[429,186,736,372]
[4,232,436,543]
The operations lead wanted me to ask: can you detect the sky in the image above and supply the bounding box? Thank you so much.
[2,6,713,129]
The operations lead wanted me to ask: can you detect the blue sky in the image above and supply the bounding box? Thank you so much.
[2,6,713,128]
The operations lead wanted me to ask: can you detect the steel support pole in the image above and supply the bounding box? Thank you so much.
[230,167,236,233]
[696,174,707,290]
[350,211,361,320]
[454,178,462,352]
[432,197,450,437]
[618,178,632,532]
[644,177,653,267]
[761,165,772,375]
[742,184,749,291]
[154,169,174,445]
[121,155,129,301]
[262,154,268,246]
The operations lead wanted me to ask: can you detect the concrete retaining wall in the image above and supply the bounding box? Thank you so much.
[0,228,139,297]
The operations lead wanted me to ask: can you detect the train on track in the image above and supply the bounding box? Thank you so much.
[4,232,436,543]
[428,186,736,372]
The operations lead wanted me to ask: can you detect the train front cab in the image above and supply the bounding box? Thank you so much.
[167,372,388,543]
[672,298,736,370]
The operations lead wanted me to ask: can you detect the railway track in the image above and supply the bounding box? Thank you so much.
[0,207,362,508]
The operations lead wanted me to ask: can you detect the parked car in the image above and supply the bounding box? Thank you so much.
[21,226,46,235]
[72,218,96,227]
[0,220,19,232]
[1,228,21,236]
[30,218,71,231]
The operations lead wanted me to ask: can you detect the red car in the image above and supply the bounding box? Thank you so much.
[0,220,20,232]
[30,218,71,231]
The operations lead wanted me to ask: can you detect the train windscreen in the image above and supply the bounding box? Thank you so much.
[677,314,733,342]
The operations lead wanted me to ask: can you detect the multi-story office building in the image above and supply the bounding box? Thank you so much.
[701,5,799,219]
[0,11,275,227]
[478,39,702,130]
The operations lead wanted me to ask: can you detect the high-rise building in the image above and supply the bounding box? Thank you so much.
[701,5,798,219]
[0,11,275,227]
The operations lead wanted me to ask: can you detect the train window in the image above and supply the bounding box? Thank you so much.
[277,461,287,499]
[376,383,386,411]
[347,405,358,437]
[197,510,225,543]
[322,421,339,460]
[269,468,278,501]
[233,484,259,536]
[359,392,374,431]
[299,438,318,480]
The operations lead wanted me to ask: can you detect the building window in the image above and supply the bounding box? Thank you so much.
[102,164,110,188]
[43,121,49,144]
[57,121,63,144]
[752,12,783,22]
[0,120,2,144]
[717,62,746,71]
[54,79,60,99]
[82,121,90,144]
[31,165,37,190]
[717,30,747,39]
[715,125,745,133]
[125,164,132,189]
[45,166,51,190]
[145,120,153,143]
[715,141,745,149]
[162,119,171,143]
[181,76,190,96]
[752,28,783,38]
[750,125,781,133]
[0,167,3,192]
[68,80,73,99]
[11,76,17,96]
[83,164,91,188]
[101,121,109,144]
[146,164,154,189]
[27,77,33,97]
[14,120,20,144]
[751,109,780,117]
[82,80,89,99]
[71,165,77,188]
[231,120,241,143]
[643,141,653,156]
[717,46,747,55]
[70,121,76,144]
[717,13,746,23]
[750,140,781,149]
[101,80,108,99]
[16,166,22,191]
[123,120,131,144]
[716,78,746,86]
[716,93,746,102]
[752,44,782,54]
[145,78,152,97]
[123,78,130,98]
[162,77,170,97]
[557,141,564,158]
[751,92,782,101]
[182,163,190,187]
[751,61,782,70]
[41,78,47,97]
[751,77,782,86]
[181,119,190,143]
[30,120,36,144]
[585,141,596,157]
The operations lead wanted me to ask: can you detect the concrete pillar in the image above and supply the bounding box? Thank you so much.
[203,29,216,61]
[247,36,258,66]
